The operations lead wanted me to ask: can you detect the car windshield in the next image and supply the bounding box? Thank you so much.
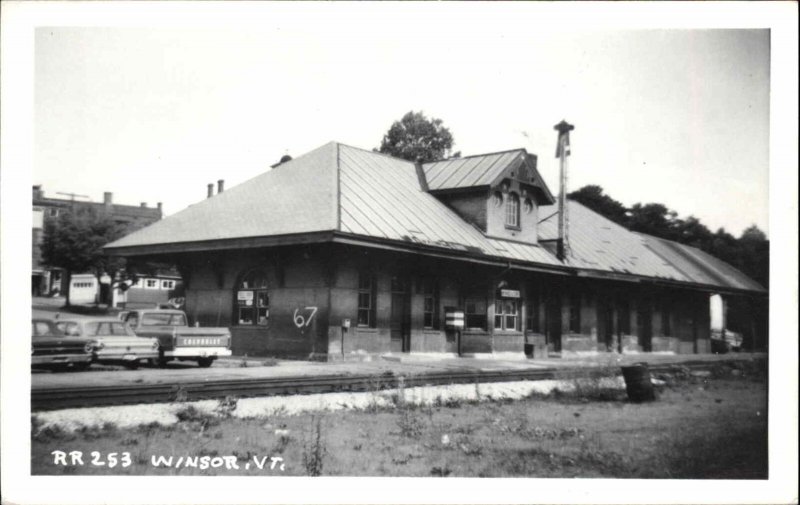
[141,313,186,326]
[85,322,136,337]
[55,322,82,337]
[32,321,63,337]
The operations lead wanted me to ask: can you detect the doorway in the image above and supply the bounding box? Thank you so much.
[637,300,653,352]
[598,299,614,352]
[390,276,411,353]
[546,293,562,353]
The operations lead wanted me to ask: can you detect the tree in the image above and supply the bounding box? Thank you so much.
[377,111,455,163]
[567,185,628,226]
[40,207,127,306]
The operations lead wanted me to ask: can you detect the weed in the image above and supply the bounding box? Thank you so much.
[396,408,425,438]
[215,396,238,418]
[239,357,249,368]
[262,357,279,367]
[272,433,291,455]
[172,385,189,403]
[554,365,624,402]
[175,405,220,430]
[302,414,327,476]
[430,466,452,477]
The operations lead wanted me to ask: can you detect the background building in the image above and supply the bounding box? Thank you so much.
[32,185,168,304]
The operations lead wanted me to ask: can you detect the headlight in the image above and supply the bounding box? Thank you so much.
[95,341,105,350]
[84,342,94,353]
[151,341,159,350]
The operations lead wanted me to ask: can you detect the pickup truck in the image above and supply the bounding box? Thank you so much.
[123,309,231,368]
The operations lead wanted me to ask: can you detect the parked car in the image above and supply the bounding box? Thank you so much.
[32,319,93,371]
[124,309,231,368]
[56,318,159,369]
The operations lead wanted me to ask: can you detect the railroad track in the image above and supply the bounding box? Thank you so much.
[30,360,742,411]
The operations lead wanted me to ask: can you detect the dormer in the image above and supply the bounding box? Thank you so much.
[423,149,555,244]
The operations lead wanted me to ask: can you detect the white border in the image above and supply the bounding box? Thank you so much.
[2,2,797,505]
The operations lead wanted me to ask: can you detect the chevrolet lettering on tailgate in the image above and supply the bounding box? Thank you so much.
[125,309,232,368]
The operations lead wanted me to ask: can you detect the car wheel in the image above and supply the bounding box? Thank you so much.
[73,362,91,372]
[124,361,140,370]
[197,357,214,368]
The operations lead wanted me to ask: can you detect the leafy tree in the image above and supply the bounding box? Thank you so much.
[567,185,628,226]
[377,111,455,163]
[40,207,129,305]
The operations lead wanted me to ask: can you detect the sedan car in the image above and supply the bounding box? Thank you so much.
[56,318,159,369]
[32,319,94,371]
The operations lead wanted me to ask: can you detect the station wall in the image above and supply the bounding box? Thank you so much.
[177,243,713,360]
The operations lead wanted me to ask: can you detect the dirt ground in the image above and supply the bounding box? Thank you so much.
[31,363,767,478]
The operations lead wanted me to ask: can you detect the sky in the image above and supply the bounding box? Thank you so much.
[33,16,770,237]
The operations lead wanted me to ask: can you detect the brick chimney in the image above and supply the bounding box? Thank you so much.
[32,185,44,200]
[207,184,214,198]
[140,202,147,208]
[217,179,225,194]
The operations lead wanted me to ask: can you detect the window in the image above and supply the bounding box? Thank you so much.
[526,290,541,333]
[422,279,439,329]
[48,208,59,218]
[86,322,135,336]
[145,279,158,289]
[142,312,187,326]
[569,294,581,333]
[236,270,269,326]
[661,301,672,336]
[357,271,376,327]
[161,280,176,290]
[72,281,94,289]
[617,299,631,334]
[494,298,520,331]
[465,297,487,330]
[505,192,520,228]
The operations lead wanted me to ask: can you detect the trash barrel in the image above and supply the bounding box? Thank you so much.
[524,343,535,358]
[621,363,656,402]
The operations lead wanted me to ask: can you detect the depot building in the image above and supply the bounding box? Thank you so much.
[105,141,767,360]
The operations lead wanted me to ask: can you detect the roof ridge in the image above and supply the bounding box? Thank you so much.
[335,142,416,166]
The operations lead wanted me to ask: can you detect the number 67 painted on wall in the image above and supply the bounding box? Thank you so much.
[293,307,318,328]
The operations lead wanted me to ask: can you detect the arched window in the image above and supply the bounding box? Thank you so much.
[236,269,269,326]
[505,192,520,228]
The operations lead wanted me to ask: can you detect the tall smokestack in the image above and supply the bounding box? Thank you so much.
[207,184,214,199]
[217,179,225,193]
[104,192,113,210]
[554,120,574,261]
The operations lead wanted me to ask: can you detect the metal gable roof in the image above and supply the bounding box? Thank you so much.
[105,142,339,249]
[337,144,564,267]
[423,150,525,191]
[539,199,765,293]
[538,200,688,280]
[638,234,766,293]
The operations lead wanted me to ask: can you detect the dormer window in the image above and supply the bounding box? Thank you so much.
[505,192,520,228]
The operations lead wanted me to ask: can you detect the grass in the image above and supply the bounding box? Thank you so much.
[31,367,767,478]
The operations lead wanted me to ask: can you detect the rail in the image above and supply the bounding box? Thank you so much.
[31,360,736,411]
